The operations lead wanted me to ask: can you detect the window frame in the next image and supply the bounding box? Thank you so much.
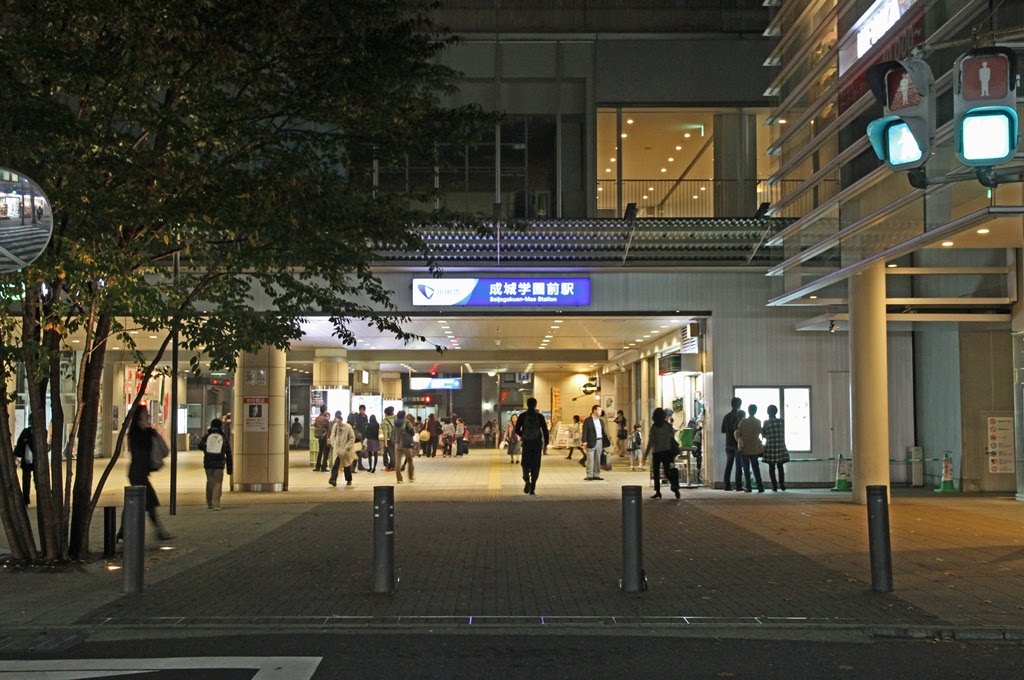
[732,385,813,453]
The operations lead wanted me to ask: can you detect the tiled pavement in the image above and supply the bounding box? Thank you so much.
[4,447,1024,634]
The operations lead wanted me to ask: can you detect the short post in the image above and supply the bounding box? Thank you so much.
[372,486,395,593]
[621,485,646,592]
[122,486,146,594]
[102,506,117,559]
[866,484,893,593]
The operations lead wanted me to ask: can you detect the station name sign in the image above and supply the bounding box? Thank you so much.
[412,278,591,307]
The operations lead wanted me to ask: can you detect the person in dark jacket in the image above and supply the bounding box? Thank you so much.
[646,408,680,499]
[364,415,381,472]
[200,418,233,510]
[720,397,745,491]
[120,405,173,540]
[514,398,550,495]
[12,415,37,506]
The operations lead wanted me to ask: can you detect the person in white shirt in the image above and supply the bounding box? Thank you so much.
[581,405,606,481]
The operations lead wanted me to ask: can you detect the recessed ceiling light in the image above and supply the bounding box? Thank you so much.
[648,187,654,191]
[635,338,643,342]
[887,263,898,268]
[71,339,80,343]
[605,168,612,173]
[675,145,682,150]
[660,325,669,328]
[642,195,648,199]
[610,157,616,162]
[129,331,139,335]
[112,347,120,350]
[620,133,628,138]
[977,228,990,234]
[941,241,954,247]
[809,295,818,299]
[554,320,563,324]
[668,157,674,162]
[544,335,552,339]
[778,119,787,124]
[597,187,603,191]
[626,118,634,124]
[437,320,447,324]
[700,186,706,191]
[684,133,691,138]
[660,168,667,173]
[148,335,157,339]
[550,325,559,329]
[692,195,699,199]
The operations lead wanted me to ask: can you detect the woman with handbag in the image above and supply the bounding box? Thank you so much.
[120,405,173,541]
[646,407,680,499]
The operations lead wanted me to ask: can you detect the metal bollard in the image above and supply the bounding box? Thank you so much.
[122,486,146,594]
[621,485,647,592]
[103,506,117,559]
[372,486,395,593]
[866,485,893,593]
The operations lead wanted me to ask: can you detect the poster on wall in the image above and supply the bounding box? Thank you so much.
[551,387,562,426]
[244,396,269,432]
[985,415,1015,474]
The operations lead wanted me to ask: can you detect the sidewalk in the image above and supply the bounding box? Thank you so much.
[2,448,1023,637]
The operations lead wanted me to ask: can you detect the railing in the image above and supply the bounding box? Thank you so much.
[595,179,825,219]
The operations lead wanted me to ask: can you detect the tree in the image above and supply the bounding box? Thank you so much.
[0,0,489,561]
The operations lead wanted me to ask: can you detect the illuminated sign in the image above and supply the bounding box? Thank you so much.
[412,278,591,307]
[409,377,462,390]
[856,0,906,59]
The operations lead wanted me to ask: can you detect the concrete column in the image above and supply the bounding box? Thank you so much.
[313,348,348,387]
[381,373,402,400]
[849,261,891,504]
[639,357,650,426]
[232,346,287,492]
[713,110,758,217]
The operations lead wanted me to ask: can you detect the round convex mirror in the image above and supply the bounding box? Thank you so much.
[0,168,53,273]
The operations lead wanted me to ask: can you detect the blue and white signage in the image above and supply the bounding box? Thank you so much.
[412,278,591,307]
[410,377,462,390]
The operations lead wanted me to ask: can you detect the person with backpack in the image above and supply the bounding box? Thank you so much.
[200,418,233,510]
[392,410,416,483]
[514,398,549,495]
[381,406,396,471]
[119,405,173,541]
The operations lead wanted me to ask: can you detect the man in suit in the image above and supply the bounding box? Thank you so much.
[582,404,606,481]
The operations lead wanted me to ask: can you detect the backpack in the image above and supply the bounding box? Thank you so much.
[396,420,416,448]
[205,432,225,455]
[521,411,542,442]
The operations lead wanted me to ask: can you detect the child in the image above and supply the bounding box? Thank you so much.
[628,424,644,471]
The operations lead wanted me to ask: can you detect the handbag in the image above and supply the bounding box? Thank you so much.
[670,436,681,458]
[600,452,612,471]
[149,434,169,472]
[601,432,611,448]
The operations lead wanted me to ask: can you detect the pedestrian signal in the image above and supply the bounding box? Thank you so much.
[866,59,935,170]
[954,48,1018,167]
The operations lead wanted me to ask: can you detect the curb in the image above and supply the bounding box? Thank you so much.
[863,626,1024,641]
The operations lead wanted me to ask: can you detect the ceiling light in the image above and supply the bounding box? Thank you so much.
[605,168,612,173]
[626,118,634,124]
[778,119,787,124]
[642,195,648,199]
[554,319,563,323]
[550,325,559,329]
[648,187,654,191]
[71,339,80,343]
[684,133,691,138]
[129,331,139,335]
[887,263,898,268]
[437,320,447,324]
[660,325,668,328]
[675,145,682,150]
[112,347,120,351]
[977,228,990,234]
[692,195,698,199]
[620,133,628,138]
[809,295,818,299]
[597,187,603,191]
[660,168,667,173]
[544,335,552,339]
[610,157,616,162]
[668,157,674,162]
[148,335,157,339]
[700,186,706,191]
[635,338,643,342]
[941,241,954,247]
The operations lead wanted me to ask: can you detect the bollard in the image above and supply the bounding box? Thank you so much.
[866,485,893,593]
[621,485,646,592]
[372,486,395,593]
[122,486,146,594]
[103,506,117,559]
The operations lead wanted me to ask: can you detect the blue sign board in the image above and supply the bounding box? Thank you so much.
[412,278,591,307]
[409,377,462,390]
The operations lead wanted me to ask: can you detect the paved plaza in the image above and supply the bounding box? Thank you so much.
[3,446,1024,638]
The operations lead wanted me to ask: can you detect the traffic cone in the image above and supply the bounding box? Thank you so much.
[934,453,958,494]
[831,454,852,492]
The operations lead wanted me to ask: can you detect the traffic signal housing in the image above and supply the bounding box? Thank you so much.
[954,47,1019,168]
[866,59,935,171]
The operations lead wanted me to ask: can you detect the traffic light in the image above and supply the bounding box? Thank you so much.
[954,47,1018,167]
[866,59,935,170]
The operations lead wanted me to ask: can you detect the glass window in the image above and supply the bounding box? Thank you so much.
[733,386,812,452]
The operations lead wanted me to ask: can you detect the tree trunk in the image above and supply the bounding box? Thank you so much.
[69,315,110,560]
[0,392,36,561]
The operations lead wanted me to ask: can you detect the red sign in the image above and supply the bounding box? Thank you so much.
[960,54,1009,101]
[886,67,921,111]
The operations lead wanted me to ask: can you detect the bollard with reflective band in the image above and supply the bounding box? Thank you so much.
[122,486,146,593]
[372,486,396,593]
[103,506,117,559]
[621,485,647,592]
[866,485,893,593]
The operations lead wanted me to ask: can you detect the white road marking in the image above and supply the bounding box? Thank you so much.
[0,657,321,679]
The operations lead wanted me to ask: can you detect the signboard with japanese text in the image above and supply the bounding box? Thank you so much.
[244,397,269,432]
[409,377,462,390]
[412,278,590,307]
[985,415,1015,474]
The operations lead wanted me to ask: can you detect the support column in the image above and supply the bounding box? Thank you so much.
[232,346,287,492]
[639,356,650,427]
[313,349,349,388]
[850,261,891,504]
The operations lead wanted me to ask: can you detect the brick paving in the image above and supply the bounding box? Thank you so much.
[3,448,1024,632]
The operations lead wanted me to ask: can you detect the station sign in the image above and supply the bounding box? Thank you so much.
[409,377,462,390]
[412,277,591,307]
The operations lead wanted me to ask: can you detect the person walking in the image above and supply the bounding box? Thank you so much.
[120,405,172,540]
[627,423,644,471]
[392,410,416,483]
[482,420,493,448]
[329,411,358,487]
[514,398,549,495]
[582,405,606,481]
[614,410,628,458]
[736,404,766,493]
[504,414,520,464]
[762,405,789,491]
[381,406,396,471]
[646,407,680,499]
[199,418,233,510]
[564,414,586,464]
[12,415,37,506]
[720,397,745,491]
[348,405,369,471]
[426,413,441,457]
[313,405,331,472]
[364,415,381,473]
